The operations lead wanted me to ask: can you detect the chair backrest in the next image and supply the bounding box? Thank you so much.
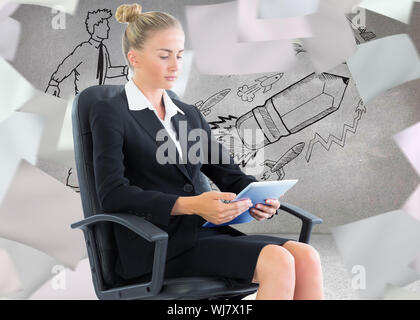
[72,85,212,288]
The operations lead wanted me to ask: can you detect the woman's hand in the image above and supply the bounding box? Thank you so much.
[194,191,253,225]
[249,196,282,221]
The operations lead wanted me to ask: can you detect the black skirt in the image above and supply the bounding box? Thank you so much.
[132,225,293,284]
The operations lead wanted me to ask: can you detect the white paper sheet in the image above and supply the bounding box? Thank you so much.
[1,0,78,15]
[0,111,43,206]
[0,237,62,299]
[402,184,420,221]
[238,0,313,42]
[408,1,420,55]
[0,160,86,269]
[0,17,21,61]
[383,284,420,299]
[185,1,297,75]
[394,121,420,176]
[0,248,22,296]
[18,90,77,183]
[0,2,19,20]
[257,0,320,18]
[18,90,69,156]
[331,210,420,299]
[347,33,420,103]
[302,0,357,72]
[329,0,362,13]
[0,57,37,123]
[359,0,415,24]
[29,258,96,300]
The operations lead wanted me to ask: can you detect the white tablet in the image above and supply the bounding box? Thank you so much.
[202,179,298,227]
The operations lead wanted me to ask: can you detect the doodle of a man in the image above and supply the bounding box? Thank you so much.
[45,9,129,97]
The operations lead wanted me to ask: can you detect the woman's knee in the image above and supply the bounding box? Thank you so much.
[252,244,295,283]
[284,241,321,271]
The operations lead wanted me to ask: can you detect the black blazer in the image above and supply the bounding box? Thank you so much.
[89,86,258,280]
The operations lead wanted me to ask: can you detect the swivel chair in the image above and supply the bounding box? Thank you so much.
[70,85,323,300]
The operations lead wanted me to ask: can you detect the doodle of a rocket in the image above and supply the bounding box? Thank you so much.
[195,89,231,116]
[255,73,284,93]
[261,142,305,180]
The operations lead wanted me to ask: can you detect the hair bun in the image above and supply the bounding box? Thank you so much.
[115,3,142,23]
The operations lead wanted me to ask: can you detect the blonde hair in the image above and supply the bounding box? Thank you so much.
[115,3,183,69]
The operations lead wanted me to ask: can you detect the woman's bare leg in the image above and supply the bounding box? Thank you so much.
[282,240,324,300]
[252,244,295,300]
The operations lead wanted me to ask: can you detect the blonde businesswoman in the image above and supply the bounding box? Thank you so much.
[90,3,324,300]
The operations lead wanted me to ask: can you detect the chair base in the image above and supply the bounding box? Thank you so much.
[139,276,259,300]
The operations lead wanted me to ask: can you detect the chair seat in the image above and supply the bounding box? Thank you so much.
[140,276,259,300]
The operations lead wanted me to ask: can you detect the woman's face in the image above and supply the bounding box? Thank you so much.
[129,27,185,90]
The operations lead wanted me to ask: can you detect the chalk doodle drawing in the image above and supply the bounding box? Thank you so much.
[207,115,258,168]
[195,89,231,116]
[237,73,284,102]
[45,9,128,98]
[261,142,305,181]
[204,72,353,181]
[210,72,349,147]
[66,168,80,193]
[346,16,376,45]
[305,99,366,162]
[235,72,350,150]
[64,66,357,188]
[293,42,307,55]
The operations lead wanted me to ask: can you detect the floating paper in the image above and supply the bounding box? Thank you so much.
[18,91,80,184]
[185,1,297,75]
[402,184,420,221]
[0,17,21,61]
[408,1,420,54]
[18,90,69,155]
[0,57,37,123]
[0,160,86,269]
[18,91,77,184]
[383,284,420,299]
[302,0,357,72]
[1,0,78,15]
[347,34,420,103]
[394,121,420,176]
[238,0,313,42]
[328,0,362,14]
[359,0,415,24]
[0,248,22,296]
[0,111,43,206]
[257,0,320,18]
[0,2,19,19]
[29,258,96,300]
[0,237,63,299]
[331,210,420,299]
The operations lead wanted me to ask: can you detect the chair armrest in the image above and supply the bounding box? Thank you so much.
[279,202,323,244]
[71,213,168,242]
[279,202,323,224]
[71,213,168,299]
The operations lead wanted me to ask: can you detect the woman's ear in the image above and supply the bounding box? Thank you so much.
[127,49,140,69]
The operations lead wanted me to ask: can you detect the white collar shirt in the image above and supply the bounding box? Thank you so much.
[125,78,185,160]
